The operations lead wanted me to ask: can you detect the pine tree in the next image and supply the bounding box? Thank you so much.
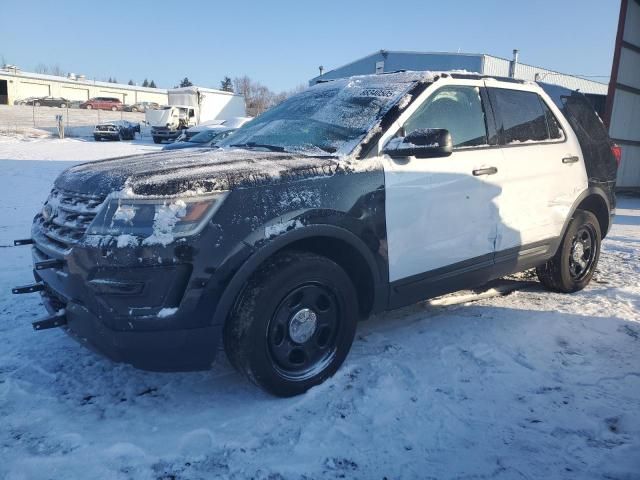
[142,78,149,87]
[149,80,156,88]
[220,76,233,92]
[108,77,113,83]
[128,79,134,85]
[179,77,193,88]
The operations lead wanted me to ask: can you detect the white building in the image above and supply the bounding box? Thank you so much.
[0,67,168,106]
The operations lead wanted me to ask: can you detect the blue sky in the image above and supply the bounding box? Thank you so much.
[1,0,619,92]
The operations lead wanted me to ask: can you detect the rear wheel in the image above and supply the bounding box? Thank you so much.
[536,209,601,293]
[59,103,66,108]
[34,102,41,107]
[111,106,117,111]
[224,251,359,397]
[152,136,162,144]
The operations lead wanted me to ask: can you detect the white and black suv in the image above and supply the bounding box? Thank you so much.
[14,71,620,396]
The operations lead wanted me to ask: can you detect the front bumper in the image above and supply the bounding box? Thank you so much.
[94,132,119,140]
[151,128,181,140]
[57,299,219,371]
[28,219,236,371]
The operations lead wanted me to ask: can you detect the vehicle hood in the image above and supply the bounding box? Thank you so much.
[145,108,174,127]
[54,148,342,197]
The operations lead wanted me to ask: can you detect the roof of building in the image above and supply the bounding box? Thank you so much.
[310,50,608,95]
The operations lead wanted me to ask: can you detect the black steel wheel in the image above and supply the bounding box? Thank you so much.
[537,209,601,293]
[267,283,341,381]
[224,251,359,397]
[568,224,597,281]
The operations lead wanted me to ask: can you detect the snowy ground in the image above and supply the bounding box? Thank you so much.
[0,136,639,480]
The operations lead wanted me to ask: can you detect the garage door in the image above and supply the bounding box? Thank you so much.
[61,87,89,101]
[19,81,50,98]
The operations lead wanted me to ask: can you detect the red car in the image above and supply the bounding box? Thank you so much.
[80,97,123,111]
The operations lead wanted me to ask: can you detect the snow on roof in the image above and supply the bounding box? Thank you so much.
[0,68,168,94]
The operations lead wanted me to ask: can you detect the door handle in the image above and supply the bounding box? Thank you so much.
[472,167,498,176]
[562,156,579,164]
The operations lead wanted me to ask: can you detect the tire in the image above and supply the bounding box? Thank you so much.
[94,136,100,141]
[536,209,601,293]
[153,137,162,144]
[131,107,138,112]
[85,104,92,110]
[111,106,117,111]
[59,103,66,108]
[34,102,41,107]
[224,251,359,397]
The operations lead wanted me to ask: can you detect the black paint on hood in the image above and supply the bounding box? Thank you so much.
[55,148,341,197]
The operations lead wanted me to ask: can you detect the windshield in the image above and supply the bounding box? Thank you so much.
[188,129,229,144]
[218,72,426,155]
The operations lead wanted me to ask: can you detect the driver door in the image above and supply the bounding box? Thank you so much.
[382,80,507,301]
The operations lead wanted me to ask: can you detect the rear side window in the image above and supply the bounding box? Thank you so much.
[404,86,488,148]
[489,89,552,144]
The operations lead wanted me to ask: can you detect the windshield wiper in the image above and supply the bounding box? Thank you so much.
[230,142,286,152]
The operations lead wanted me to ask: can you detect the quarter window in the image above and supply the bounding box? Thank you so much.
[403,86,489,148]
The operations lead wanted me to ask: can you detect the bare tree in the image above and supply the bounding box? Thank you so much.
[34,63,49,74]
[233,76,282,116]
[49,64,65,77]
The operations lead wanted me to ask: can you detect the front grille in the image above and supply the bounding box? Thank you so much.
[36,188,106,254]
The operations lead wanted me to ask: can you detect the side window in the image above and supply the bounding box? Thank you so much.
[490,89,551,144]
[403,86,488,148]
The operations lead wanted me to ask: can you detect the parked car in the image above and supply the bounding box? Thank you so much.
[178,117,252,141]
[21,96,70,108]
[93,120,140,141]
[80,97,123,111]
[15,71,619,397]
[162,126,236,151]
[123,102,160,113]
[15,97,38,105]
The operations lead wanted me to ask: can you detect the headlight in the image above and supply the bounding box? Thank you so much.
[88,192,227,242]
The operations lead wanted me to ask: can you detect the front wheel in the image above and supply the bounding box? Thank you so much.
[536,209,601,293]
[224,251,359,397]
[111,106,117,111]
[85,104,92,110]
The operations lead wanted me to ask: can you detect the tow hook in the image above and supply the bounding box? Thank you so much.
[35,259,65,270]
[12,283,45,294]
[32,311,67,330]
[13,238,34,246]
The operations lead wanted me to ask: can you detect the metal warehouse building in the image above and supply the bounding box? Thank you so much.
[0,68,168,106]
[309,50,609,96]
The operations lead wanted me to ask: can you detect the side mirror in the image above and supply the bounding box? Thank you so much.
[383,128,453,158]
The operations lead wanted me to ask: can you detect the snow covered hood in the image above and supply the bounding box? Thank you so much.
[54,148,341,197]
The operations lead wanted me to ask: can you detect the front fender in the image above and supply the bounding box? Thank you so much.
[209,222,386,328]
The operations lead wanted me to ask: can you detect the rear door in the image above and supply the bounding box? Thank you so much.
[486,84,588,254]
[382,79,504,286]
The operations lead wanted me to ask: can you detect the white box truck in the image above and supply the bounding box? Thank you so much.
[147,87,246,144]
